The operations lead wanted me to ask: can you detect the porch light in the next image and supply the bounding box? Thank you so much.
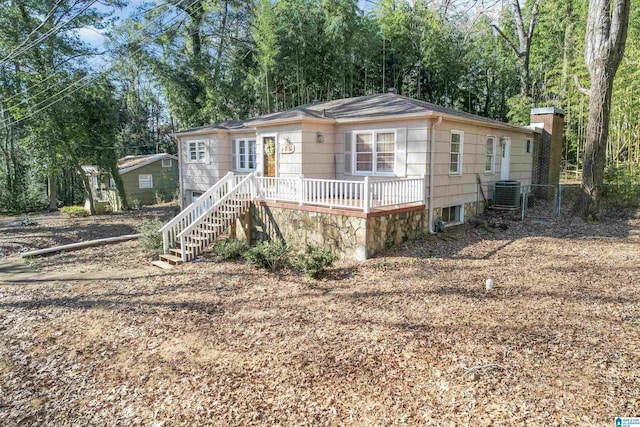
[316,132,324,143]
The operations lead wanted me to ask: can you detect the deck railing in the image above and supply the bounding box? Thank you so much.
[254,175,426,213]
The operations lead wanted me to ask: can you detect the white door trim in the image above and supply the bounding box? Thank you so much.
[500,138,511,180]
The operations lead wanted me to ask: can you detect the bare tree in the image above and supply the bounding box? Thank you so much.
[492,0,541,98]
[572,0,631,218]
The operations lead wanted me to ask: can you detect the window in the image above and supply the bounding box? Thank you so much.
[441,205,461,223]
[235,139,256,171]
[526,138,533,154]
[139,174,153,189]
[485,136,496,173]
[354,131,395,175]
[162,158,172,168]
[188,141,205,162]
[191,191,203,204]
[450,131,463,174]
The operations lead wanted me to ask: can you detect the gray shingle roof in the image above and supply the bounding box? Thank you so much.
[175,93,525,134]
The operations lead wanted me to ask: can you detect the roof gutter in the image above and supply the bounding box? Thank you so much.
[428,115,443,234]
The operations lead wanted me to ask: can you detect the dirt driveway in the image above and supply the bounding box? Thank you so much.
[0,208,639,425]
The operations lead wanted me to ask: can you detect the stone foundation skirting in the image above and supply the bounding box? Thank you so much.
[234,201,428,260]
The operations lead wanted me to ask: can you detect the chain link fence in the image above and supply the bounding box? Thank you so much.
[477,181,640,221]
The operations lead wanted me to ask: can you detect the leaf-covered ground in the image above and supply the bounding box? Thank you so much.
[0,208,639,426]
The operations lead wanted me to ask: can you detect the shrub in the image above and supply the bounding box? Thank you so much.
[139,217,164,256]
[291,245,338,279]
[20,213,37,227]
[130,199,141,210]
[242,240,290,271]
[213,238,248,260]
[60,205,89,217]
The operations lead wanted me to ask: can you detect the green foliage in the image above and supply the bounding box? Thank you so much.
[242,240,291,271]
[290,245,337,278]
[213,238,248,260]
[20,214,37,227]
[60,206,89,217]
[602,165,640,208]
[506,95,535,125]
[139,217,164,256]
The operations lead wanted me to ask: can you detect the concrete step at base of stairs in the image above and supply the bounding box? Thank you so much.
[151,260,174,270]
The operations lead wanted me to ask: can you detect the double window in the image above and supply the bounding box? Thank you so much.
[354,131,395,175]
[450,131,463,175]
[485,136,496,173]
[188,141,206,162]
[235,138,256,171]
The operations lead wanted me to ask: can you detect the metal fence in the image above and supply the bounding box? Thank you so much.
[477,181,640,221]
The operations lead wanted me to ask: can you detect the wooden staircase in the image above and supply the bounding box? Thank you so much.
[153,173,255,269]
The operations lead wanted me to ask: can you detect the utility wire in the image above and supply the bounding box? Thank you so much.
[0,0,99,67]
[0,0,202,132]
[0,0,65,65]
[1,0,186,109]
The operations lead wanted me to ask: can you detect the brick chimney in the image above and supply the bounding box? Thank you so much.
[530,107,564,191]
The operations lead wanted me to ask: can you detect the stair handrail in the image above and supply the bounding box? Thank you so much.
[160,172,234,234]
[160,172,235,253]
[176,172,254,240]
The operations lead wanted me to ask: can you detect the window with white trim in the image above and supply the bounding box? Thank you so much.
[235,139,256,171]
[450,131,463,175]
[139,174,153,189]
[188,141,205,162]
[162,158,172,167]
[485,136,496,173]
[354,131,395,175]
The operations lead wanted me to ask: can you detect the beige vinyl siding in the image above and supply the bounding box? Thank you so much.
[301,122,335,179]
[429,120,534,210]
[120,160,178,206]
[180,134,232,192]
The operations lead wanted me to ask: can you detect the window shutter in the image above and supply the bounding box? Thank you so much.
[230,139,236,171]
[344,132,352,174]
[395,128,407,177]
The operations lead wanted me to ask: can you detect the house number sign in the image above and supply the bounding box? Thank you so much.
[280,138,295,154]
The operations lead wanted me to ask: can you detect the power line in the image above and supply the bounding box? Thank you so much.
[0,0,65,65]
[0,0,203,132]
[1,0,185,109]
[0,0,99,67]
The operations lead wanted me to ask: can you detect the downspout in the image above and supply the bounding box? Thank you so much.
[428,116,443,234]
[177,136,184,210]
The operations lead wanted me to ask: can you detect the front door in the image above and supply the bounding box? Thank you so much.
[263,136,276,177]
[500,138,511,180]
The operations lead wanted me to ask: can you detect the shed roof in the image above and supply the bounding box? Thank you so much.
[117,153,177,174]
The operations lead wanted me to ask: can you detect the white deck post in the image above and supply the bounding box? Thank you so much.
[364,176,371,214]
[298,174,304,206]
[162,230,169,254]
[422,174,428,205]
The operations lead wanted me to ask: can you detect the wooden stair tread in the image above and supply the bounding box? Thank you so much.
[151,260,174,270]
[159,254,183,264]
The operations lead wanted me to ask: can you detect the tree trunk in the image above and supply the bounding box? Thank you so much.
[76,165,96,215]
[48,174,57,211]
[571,75,614,218]
[571,0,631,218]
